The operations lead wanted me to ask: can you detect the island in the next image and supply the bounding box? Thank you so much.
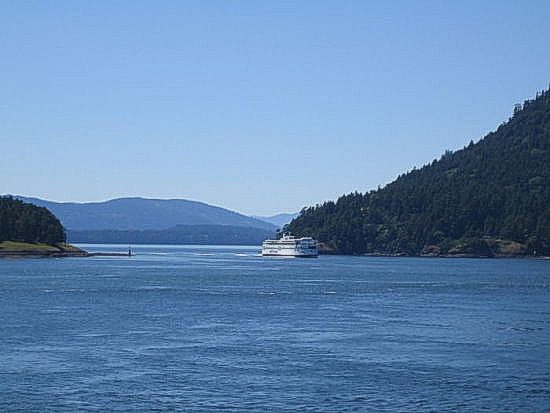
[285,88,550,258]
[0,196,91,258]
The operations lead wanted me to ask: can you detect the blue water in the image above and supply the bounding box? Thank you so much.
[1,244,549,412]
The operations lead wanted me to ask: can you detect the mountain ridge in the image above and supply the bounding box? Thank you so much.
[14,196,277,231]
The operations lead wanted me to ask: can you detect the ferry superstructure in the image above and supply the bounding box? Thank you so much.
[261,234,319,257]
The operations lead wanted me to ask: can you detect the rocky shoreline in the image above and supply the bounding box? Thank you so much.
[317,239,544,259]
[0,250,88,258]
[0,250,132,258]
[0,242,131,259]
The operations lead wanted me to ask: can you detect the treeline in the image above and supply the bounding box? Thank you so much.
[0,196,66,244]
[68,224,274,245]
[286,88,550,256]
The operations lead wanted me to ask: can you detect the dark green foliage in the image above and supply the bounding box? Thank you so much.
[286,88,550,256]
[68,225,274,245]
[0,196,66,244]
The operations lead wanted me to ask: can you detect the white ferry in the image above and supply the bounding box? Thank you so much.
[261,234,319,257]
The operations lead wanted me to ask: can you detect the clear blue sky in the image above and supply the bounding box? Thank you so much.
[2,1,549,215]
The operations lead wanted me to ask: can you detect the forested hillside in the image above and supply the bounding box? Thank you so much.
[0,196,66,244]
[68,224,273,245]
[286,88,550,256]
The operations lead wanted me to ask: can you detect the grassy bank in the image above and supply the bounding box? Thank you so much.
[0,241,89,257]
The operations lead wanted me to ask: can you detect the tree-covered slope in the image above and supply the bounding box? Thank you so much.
[0,196,66,244]
[286,88,550,256]
[68,224,274,245]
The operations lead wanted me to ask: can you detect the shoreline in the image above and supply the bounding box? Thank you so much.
[320,250,546,259]
[0,241,131,259]
[1,241,546,260]
[0,251,131,258]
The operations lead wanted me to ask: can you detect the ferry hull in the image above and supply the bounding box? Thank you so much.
[261,250,318,257]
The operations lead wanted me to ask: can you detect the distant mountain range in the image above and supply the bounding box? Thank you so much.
[253,213,298,228]
[16,197,277,231]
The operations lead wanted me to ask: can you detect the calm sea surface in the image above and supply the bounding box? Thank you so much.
[1,244,549,412]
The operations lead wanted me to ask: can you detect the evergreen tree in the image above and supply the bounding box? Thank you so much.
[0,196,66,244]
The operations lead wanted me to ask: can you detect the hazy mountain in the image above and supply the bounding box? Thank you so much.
[286,88,550,256]
[254,213,298,228]
[15,197,277,231]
